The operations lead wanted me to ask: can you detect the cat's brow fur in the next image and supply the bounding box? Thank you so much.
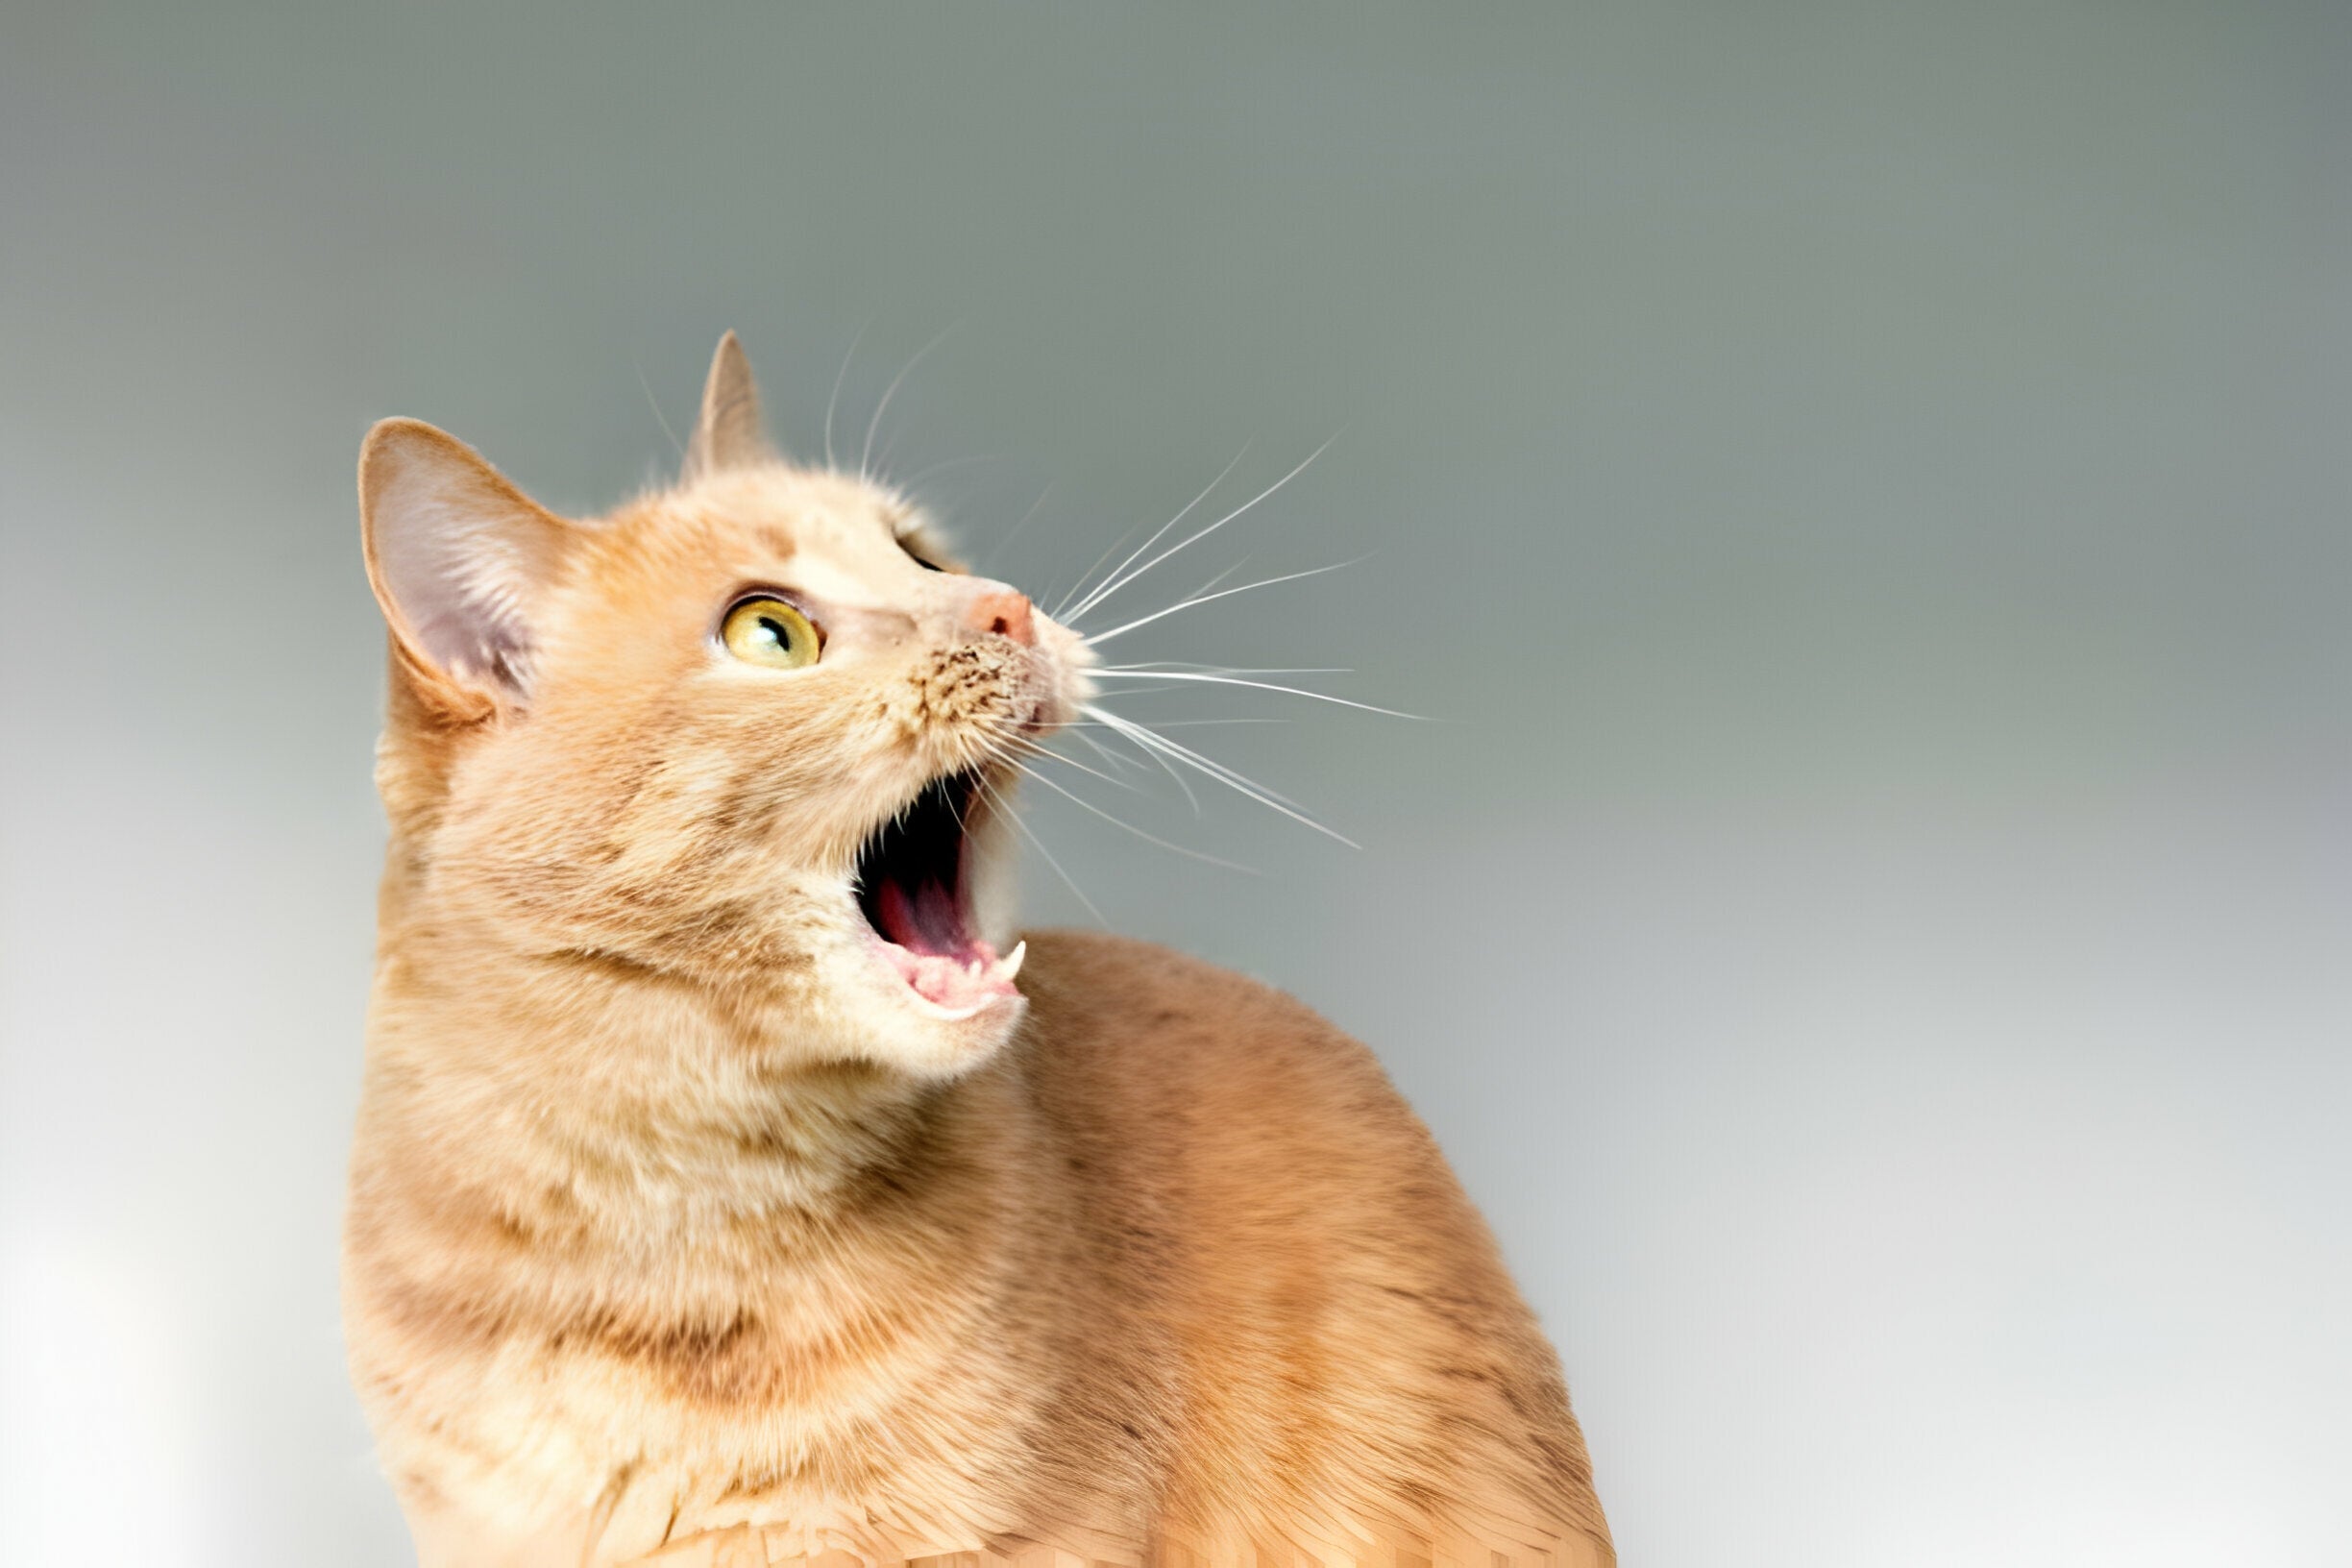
[344,338,1613,1568]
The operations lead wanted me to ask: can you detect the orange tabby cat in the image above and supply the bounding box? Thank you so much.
[342,335,1613,1568]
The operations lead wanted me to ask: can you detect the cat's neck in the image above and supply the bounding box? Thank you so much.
[360,888,1029,1257]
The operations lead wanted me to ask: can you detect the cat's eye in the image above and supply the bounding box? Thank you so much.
[720,596,822,670]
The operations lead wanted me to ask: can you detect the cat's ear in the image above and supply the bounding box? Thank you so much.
[682,330,775,481]
[359,418,574,714]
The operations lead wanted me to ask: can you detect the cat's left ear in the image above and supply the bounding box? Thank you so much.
[682,330,776,481]
[359,418,575,716]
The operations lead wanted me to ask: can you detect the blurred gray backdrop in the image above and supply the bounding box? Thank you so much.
[4,3,2348,1564]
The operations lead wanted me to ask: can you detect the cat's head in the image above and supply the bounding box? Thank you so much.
[360,334,1091,1079]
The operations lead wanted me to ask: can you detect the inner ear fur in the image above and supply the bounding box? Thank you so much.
[358,417,575,723]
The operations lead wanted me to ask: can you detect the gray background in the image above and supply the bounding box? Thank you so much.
[4,3,2347,1564]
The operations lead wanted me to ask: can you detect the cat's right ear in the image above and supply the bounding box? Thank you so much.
[682,331,775,482]
[358,418,574,718]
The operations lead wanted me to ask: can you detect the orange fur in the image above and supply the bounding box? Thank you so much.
[343,338,1612,1568]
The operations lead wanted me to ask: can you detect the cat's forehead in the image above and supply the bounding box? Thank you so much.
[671,465,912,546]
[595,463,929,568]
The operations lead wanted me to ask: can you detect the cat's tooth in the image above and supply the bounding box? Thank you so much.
[998,940,1027,982]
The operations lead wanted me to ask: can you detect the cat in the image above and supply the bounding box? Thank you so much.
[342,334,1614,1568]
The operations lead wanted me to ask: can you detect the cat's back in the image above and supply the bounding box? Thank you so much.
[1012,930,1612,1564]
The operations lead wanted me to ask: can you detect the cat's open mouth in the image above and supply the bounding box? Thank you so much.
[851,767,1024,1017]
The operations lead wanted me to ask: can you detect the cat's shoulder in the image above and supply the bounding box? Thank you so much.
[1013,927,1404,1100]
[1017,927,1345,1037]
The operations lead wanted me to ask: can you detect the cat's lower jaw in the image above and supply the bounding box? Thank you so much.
[870,931,1027,1018]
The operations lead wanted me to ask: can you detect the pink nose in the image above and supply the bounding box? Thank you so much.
[964,589,1036,647]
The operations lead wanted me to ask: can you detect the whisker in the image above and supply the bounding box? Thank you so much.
[823,318,870,473]
[1134,733,1205,817]
[1175,554,1254,600]
[981,776,1108,927]
[1056,446,1251,623]
[1003,736,1139,794]
[1083,704,1358,847]
[637,364,687,463]
[1057,716,1291,729]
[1070,715,1202,814]
[1073,681,1191,698]
[1068,728,1149,777]
[1140,742,1204,815]
[1096,718,1346,846]
[1088,670,1422,719]
[1049,515,1158,624]
[1005,757,1254,872]
[894,453,1001,492]
[1065,436,1335,625]
[1099,663,1353,676]
[861,325,955,480]
[1082,558,1364,649]
[978,482,1056,574]
[1086,706,1310,811]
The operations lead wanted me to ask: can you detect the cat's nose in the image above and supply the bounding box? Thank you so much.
[963,589,1036,648]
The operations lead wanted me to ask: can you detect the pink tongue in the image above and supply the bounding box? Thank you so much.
[871,879,968,956]
[910,879,966,952]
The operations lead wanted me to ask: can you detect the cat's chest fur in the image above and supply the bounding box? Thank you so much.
[347,935,1164,1564]
[370,1288,1099,1563]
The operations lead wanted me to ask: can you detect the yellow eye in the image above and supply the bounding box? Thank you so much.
[721,596,821,670]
